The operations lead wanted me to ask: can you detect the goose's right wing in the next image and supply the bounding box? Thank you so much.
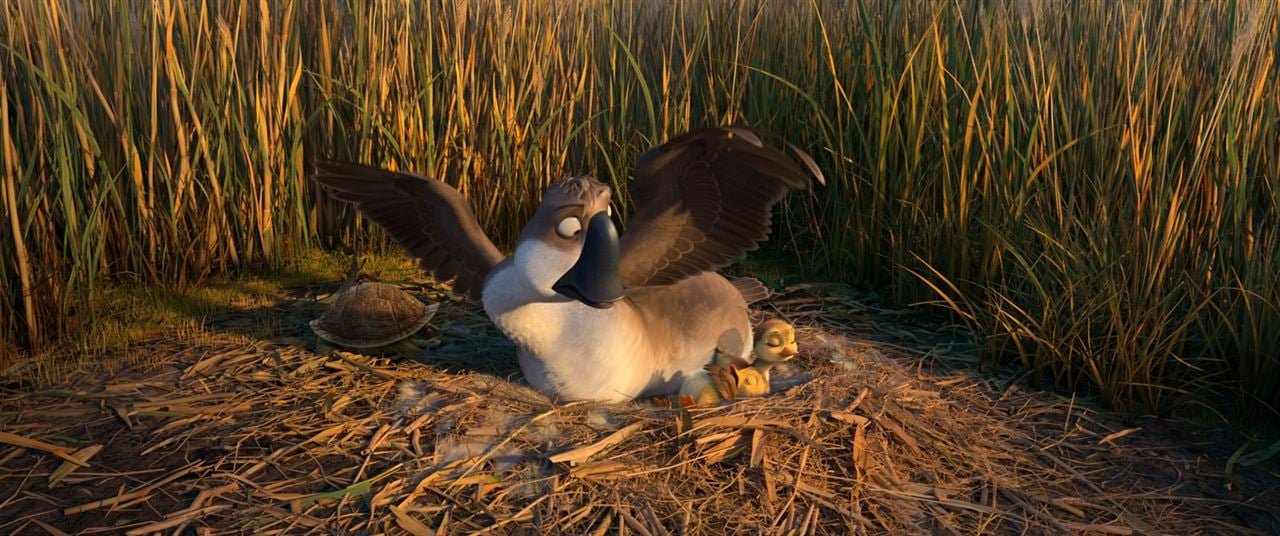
[312,160,504,301]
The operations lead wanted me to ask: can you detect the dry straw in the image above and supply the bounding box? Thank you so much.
[0,283,1275,533]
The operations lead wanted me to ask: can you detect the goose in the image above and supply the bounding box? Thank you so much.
[312,126,819,402]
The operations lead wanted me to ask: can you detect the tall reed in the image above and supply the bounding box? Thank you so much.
[2,0,1276,420]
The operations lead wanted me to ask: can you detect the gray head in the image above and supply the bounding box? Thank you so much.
[510,176,622,307]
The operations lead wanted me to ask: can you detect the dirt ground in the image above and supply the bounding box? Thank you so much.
[1,280,1278,535]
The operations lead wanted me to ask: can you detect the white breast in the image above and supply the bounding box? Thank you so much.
[502,300,652,402]
[481,247,657,402]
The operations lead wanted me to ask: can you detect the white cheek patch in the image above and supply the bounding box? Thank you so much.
[513,238,580,293]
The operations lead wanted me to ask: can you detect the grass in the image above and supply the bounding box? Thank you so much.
[2,248,416,382]
[1,0,1278,422]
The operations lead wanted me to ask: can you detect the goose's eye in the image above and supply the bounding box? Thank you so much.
[556,217,583,238]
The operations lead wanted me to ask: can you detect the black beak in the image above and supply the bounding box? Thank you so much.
[553,212,625,308]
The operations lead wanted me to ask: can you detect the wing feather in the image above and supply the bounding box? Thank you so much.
[619,127,817,288]
[730,277,771,304]
[706,364,740,401]
[311,160,504,301]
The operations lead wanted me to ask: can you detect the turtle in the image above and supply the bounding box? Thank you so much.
[310,259,440,355]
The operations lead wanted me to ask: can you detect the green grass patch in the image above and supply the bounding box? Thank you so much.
[2,248,416,379]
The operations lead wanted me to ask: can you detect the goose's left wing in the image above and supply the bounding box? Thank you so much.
[618,126,821,289]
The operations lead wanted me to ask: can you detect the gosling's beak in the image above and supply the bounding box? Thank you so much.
[780,345,799,358]
[553,211,625,308]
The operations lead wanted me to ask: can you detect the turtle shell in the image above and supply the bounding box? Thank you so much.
[310,282,438,348]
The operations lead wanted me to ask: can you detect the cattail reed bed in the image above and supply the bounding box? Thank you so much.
[1,0,1278,423]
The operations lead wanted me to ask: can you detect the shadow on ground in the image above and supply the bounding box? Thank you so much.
[204,278,521,379]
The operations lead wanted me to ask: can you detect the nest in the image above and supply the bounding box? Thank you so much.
[1,283,1276,534]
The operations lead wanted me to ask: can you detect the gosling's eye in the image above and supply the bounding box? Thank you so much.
[768,336,782,347]
[556,217,583,238]
[607,205,613,216]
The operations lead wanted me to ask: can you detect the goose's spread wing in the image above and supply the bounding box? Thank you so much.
[618,126,820,289]
[312,161,504,300]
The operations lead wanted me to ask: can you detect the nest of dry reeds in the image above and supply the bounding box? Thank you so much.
[1,283,1277,535]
